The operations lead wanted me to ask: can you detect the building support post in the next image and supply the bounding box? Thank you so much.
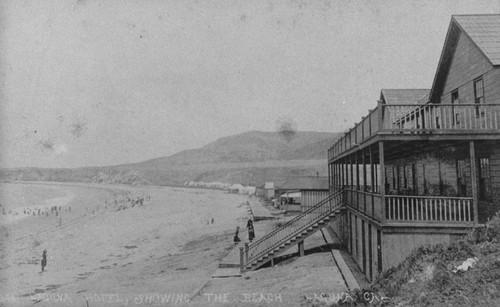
[342,158,346,189]
[469,141,479,225]
[355,151,360,208]
[379,141,386,222]
[239,246,244,271]
[369,144,375,213]
[362,147,367,212]
[298,241,305,257]
[349,154,358,209]
[244,243,249,265]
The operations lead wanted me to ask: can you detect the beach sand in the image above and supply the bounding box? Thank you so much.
[0,182,250,306]
[0,182,349,307]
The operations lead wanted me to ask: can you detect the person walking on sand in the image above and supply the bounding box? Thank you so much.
[41,249,47,272]
[247,219,255,242]
[233,227,241,244]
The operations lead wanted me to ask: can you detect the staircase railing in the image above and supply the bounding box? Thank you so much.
[245,190,343,267]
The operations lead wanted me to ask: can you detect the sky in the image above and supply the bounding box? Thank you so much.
[1,0,499,168]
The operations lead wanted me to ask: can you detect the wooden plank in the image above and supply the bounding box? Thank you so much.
[379,141,386,222]
[470,141,479,224]
[331,249,360,291]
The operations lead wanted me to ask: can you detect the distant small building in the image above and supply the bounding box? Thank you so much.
[263,182,276,199]
[255,184,265,197]
[276,176,329,212]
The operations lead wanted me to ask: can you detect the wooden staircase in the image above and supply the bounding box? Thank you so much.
[242,190,343,271]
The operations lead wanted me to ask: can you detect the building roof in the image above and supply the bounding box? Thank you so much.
[380,89,430,105]
[264,182,275,189]
[430,14,500,102]
[276,176,328,190]
[453,15,500,65]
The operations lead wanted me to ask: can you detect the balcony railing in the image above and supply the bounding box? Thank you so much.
[342,190,474,225]
[344,188,383,221]
[386,195,473,223]
[328,103,500,160]
[384,103,500,131]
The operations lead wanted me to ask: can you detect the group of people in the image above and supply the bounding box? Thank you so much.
[233,219,255,244]
[2,204,71,217]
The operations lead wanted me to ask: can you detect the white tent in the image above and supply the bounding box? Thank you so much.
[281,191,301,198]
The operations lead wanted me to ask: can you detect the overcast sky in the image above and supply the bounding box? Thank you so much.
[1,0,499,168]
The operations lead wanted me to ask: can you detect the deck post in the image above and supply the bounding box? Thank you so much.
[298,241,305,257]
[379,141,386,223]
[244,243,249,264]
[469,141,479,224]
[355,151,360,209]
[377,100,384,131]
[239,247,244,271]
[369,144,375,213]
[342,158,345,189]
[362,147,367,212]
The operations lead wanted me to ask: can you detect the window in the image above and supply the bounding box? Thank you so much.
[451,90,459,125]
[474,78,485,116]
[479,158,492,201]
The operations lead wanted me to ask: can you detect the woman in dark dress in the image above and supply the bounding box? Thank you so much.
[247,219,255,242]
[41,249,47,272]
[233,226,241,244]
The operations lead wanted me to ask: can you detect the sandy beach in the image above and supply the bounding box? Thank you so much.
[0,182,349,307]
[0,182,251,306]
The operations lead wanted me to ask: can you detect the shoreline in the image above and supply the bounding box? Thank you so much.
[0,181,251,306]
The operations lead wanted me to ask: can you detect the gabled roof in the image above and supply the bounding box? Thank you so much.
[453,15,500,65]
[276,176,328,190]
[380,89,430,105]
[429,14,500,102]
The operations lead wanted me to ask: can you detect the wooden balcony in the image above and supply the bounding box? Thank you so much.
[386,195,474,225]
[329,103,500,160]
[344,187,383,221]
[342,189,475,227]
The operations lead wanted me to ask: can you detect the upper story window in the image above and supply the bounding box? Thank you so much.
[451,90,459,125]
[474,78,485,116]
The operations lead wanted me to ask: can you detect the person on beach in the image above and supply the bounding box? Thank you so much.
[233,227,241,244]
[247,219,255,242]
[41,250,47,272]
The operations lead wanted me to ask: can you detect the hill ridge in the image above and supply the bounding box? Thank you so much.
[0,130,341,186]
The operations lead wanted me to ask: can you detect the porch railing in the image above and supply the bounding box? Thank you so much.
[246,190,343,266]
[329,102,500,160]
[386,195,473,223]
[384,103,500,131]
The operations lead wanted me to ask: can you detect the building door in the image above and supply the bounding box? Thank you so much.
[479,158,492,201]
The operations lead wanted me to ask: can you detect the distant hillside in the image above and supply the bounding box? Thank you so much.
[133,131,339,167]
[0,131,341,186]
